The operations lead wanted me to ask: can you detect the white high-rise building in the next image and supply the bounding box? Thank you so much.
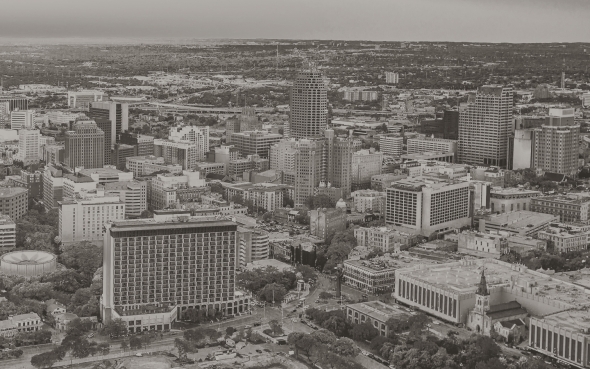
[17,129,40,165]
[379,136,403,157]
[385,72,399,84]
[169,125,210,161]
[458,85,513,168]
[10,110,34,130]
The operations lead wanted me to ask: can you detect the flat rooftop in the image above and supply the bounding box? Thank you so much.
[390,176,462,191]
[245,259,293,272]
[542,310,590,332]
[109,218,237,233]
[0,187,27,197]
[398,259,590,307]
[345,254,438,272]
[347,301,408,321]
[533,195,590,204]
[484,211,557,228]
[490,188,540,196]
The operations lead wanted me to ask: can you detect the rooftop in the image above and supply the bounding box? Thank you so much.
[533,195,590,205]
[484,211,557,229]
[389,176,463,192]
[346,301,408,322]
[109,218,237,233]
[542,309,590,332]
[398,258,590,308]
[0,187,27,198]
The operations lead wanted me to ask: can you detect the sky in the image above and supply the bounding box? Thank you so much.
[1,0,589,43]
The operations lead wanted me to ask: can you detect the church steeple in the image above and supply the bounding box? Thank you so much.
[477,268,489,296]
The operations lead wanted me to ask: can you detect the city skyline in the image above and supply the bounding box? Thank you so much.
[0,0,589,43]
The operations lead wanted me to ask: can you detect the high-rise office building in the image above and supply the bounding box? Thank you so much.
[230,131,282,159]
[458,85,513,168]
[119,132,154,157]
[269,139,298,185]
[0,101,9,128]
[531,108,579,176]
[64,121,105,170]
[94,119,113,165]
[226,107,261,143]
[153,139,198,170]
[351,149,383,191]
[101,218,248,328]
[17,129,40,166]
[43,165,64,212]
[87,101,128,146]
[442,109,460,140]
[326,135,355,197]
[385,176,470,237]
[289,68,327,139]
[0,188,28,221]
[294,139,325,206]
[0,96,28,111]
[67,90,104,110]
[10,110,35,130]
[169,125,209,162]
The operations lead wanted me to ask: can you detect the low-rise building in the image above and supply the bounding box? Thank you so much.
[489,188,541,214]
[195,162,226,176]
[352,189,386,213]
[371,173,408,191]
[0,313,42,338]
[150,171,206,210]
[354,226,418,252]
[538,226,588,253]
[479,210,558,237]
[531,195,590,224]
[457,231,508,258]
[126,156,183,177]
[345,301,408,337]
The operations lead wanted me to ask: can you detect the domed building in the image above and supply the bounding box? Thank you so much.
[0,250,57,277]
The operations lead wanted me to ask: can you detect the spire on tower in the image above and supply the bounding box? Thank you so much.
[477,268,489,296]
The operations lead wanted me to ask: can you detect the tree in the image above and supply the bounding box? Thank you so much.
[59,241,103,278]
[331,337,359,357]
[287,332,307,358]
[226,326,235,336]
[175,338,192,359]
[262,212,273,221]
[70,338,92,359]
[351,321,378,342]
[129,336,142,351]
[319,291,333,300]
[139,210,153,218]
[42,269,85,293]
[97,342,110,355]
[370,335,396,353]
[474,357,505,369]
[120,340,129,352]
[269,320,283,336]
[258,283,287,304]
[321,315,349,337]
[31,351,59,369]
[295,264,317,281]
[102,318,127,338]
[66,318,93,336]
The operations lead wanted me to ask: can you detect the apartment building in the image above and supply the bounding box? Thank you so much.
[43,165,64,211]
[385,177,470,237]
[17,129,40,165]
[102,181,148,218]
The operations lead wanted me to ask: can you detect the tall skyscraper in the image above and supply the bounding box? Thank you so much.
[531,108,579,176]
[326,135,355,197]
[93,118,113,165]
[64,120,105,170]
[101,218,249,328]
[87,101,129,146]
[289,68,327,139]
[458,85,513,168]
